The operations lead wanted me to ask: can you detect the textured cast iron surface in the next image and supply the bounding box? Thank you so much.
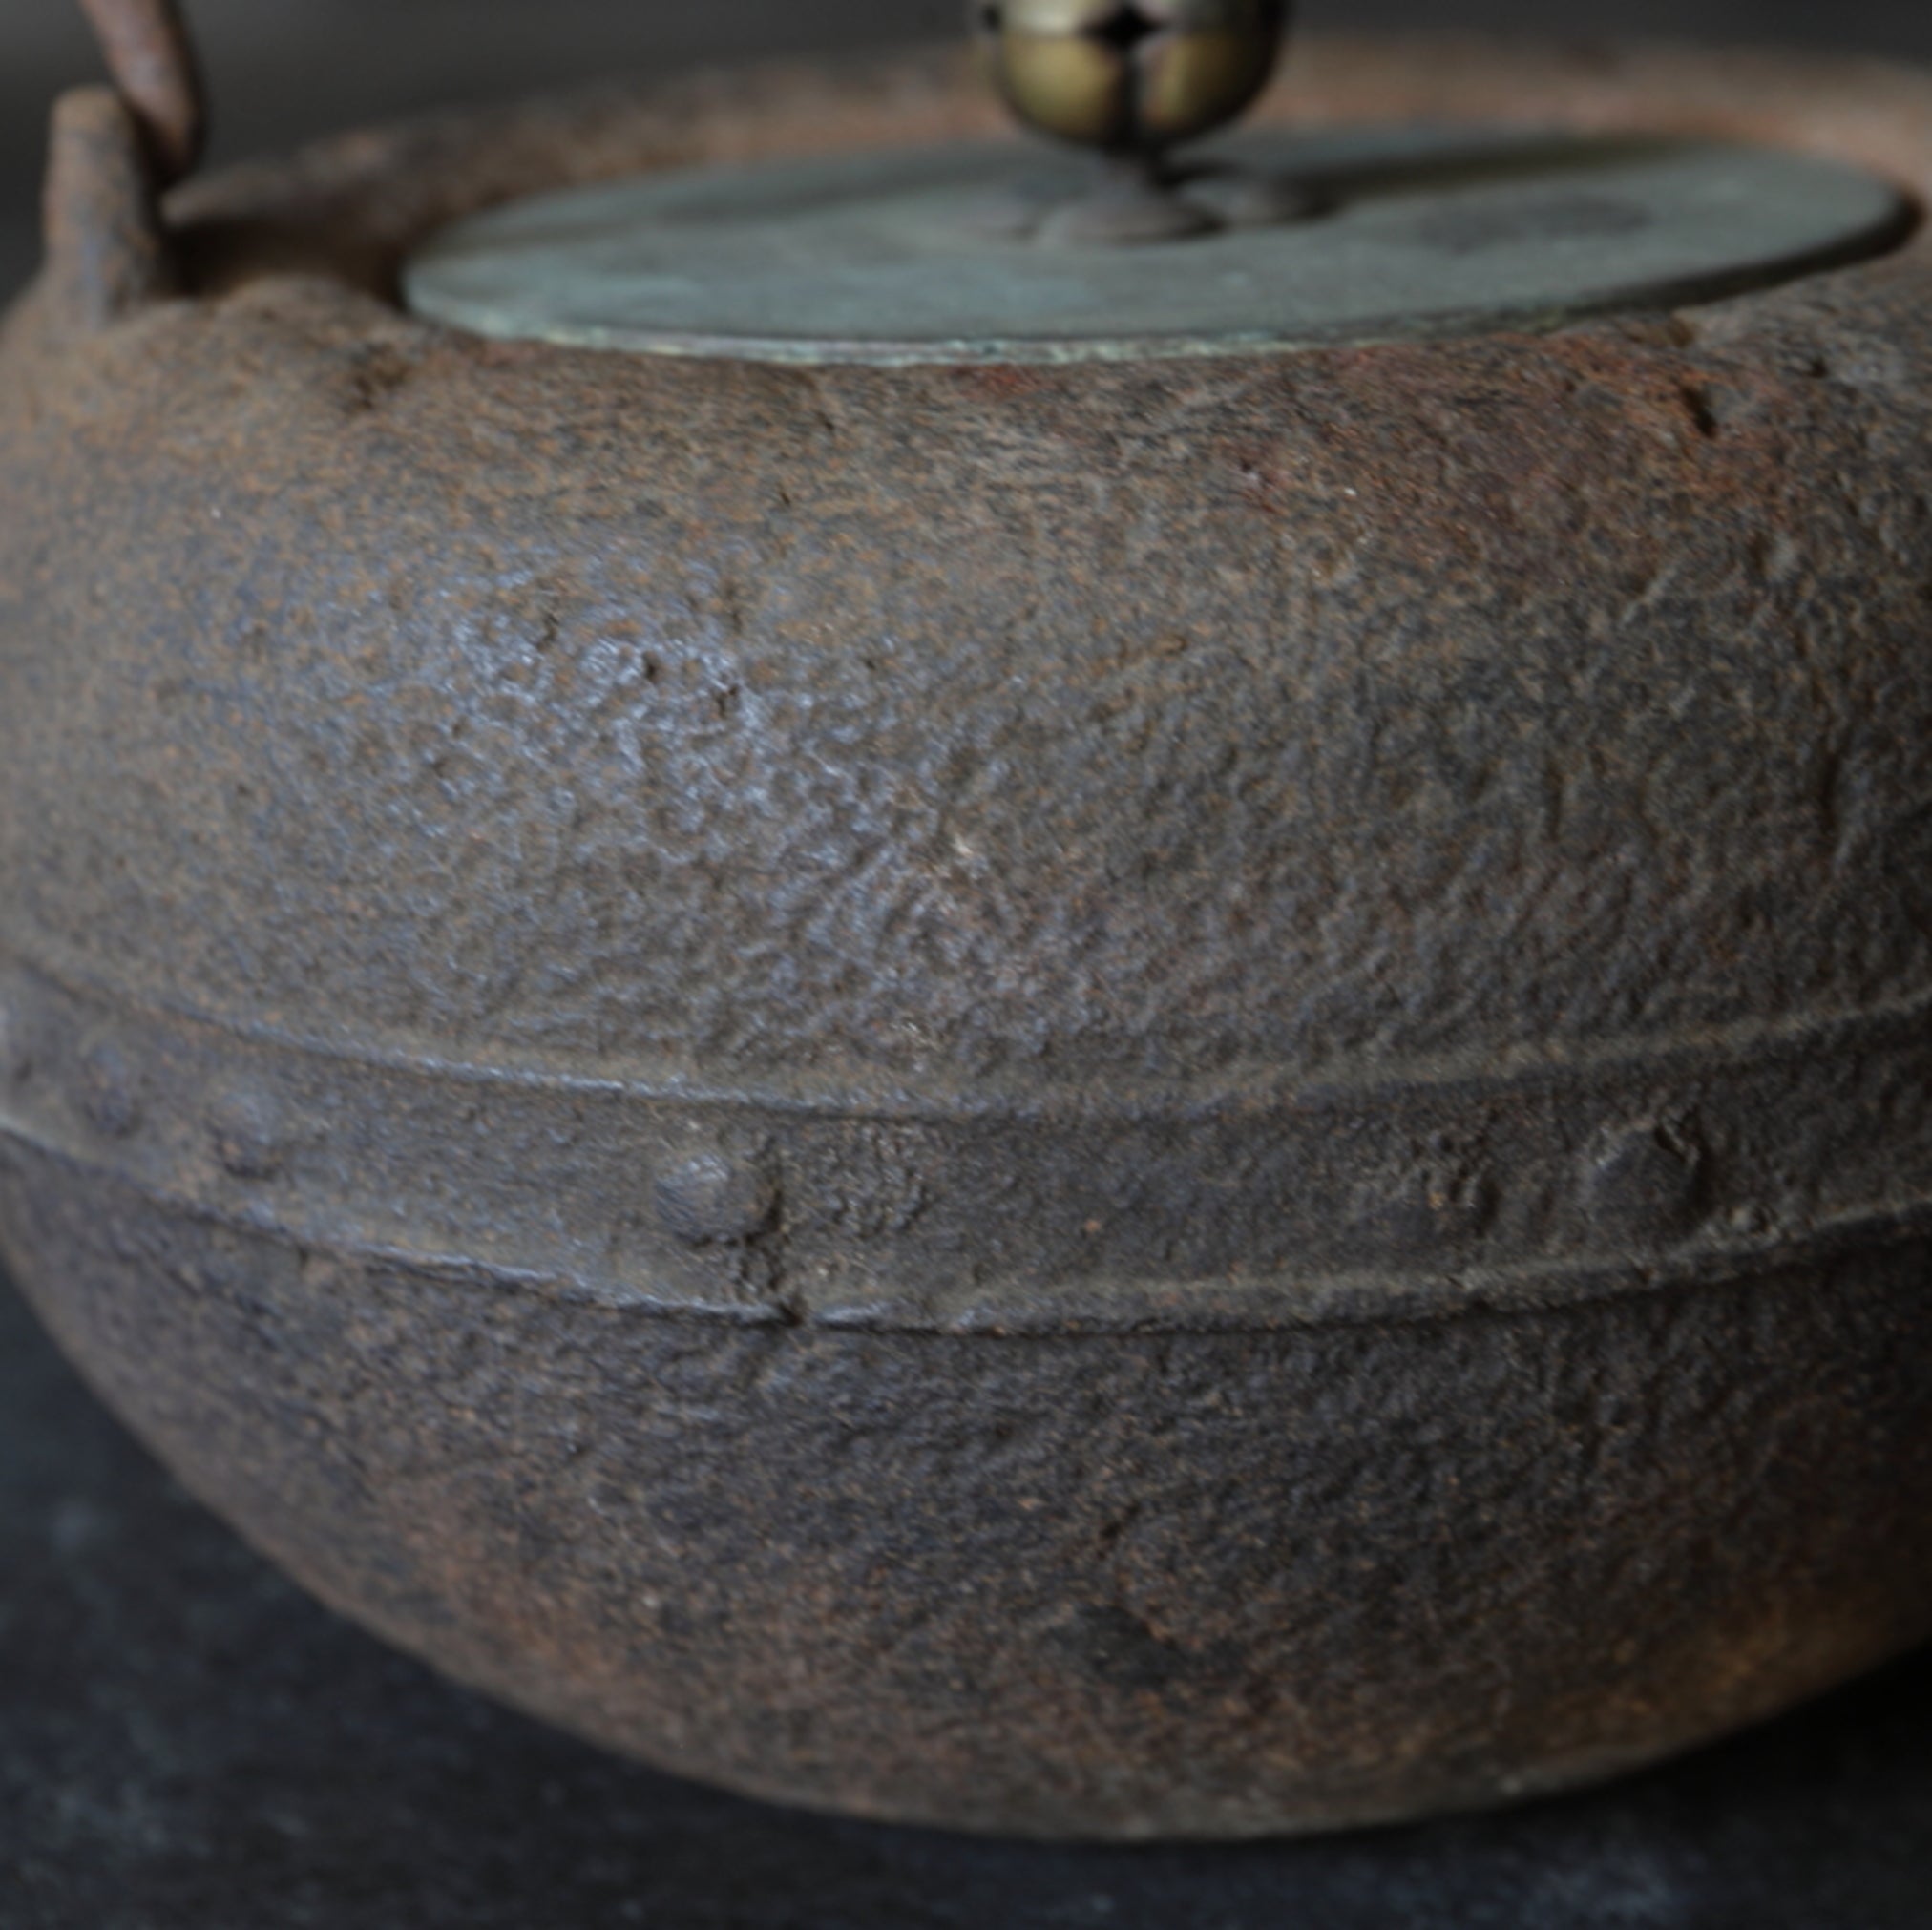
[7,1146,1931,1839]
[2,34,1931,1837]
[74,0,201,184]
[7,1271,1932,1927]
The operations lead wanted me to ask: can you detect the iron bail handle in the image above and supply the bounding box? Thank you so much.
[74,0,205,187]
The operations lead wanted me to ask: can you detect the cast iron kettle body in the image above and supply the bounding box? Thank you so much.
[1,1,1929,1840]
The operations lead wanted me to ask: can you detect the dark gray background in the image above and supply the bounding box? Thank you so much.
[7,0,1932,291]
[4,3,1932,1924]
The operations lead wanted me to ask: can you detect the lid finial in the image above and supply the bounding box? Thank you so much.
[971,0,1301,241]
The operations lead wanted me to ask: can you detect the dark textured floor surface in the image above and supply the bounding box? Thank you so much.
[3,1274,1929,1929]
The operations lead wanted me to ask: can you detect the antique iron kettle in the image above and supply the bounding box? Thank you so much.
[2,0,1929,1840]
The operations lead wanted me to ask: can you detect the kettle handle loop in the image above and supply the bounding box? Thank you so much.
[74,0,204,186]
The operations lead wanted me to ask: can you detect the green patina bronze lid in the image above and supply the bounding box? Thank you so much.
[403,127,1913,366]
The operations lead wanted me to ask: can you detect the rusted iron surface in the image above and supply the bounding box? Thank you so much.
[2,33,1931,1837]
[39,85,178,331]
[10,1148,1931,1839]
[74,0,202,186]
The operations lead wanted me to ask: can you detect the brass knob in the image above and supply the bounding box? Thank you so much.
[974,0,1289,157]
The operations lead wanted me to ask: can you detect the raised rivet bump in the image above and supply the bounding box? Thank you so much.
[209,1086,286,1181]
[1585,1122,1706,1244]
[656,1150,779,1248]
[1352,1143,1496,1256]
[79,1042,143,1140]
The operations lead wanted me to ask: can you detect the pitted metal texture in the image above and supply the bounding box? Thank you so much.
[4,951,1932,1332]
[3,31,1931,1839]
